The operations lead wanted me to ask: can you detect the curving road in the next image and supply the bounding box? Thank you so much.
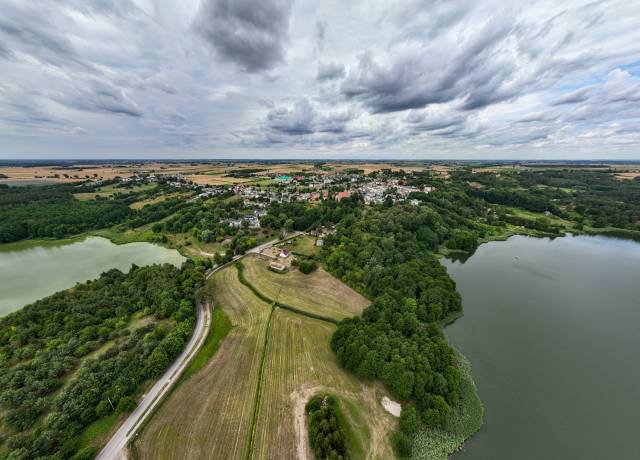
[98,232,302,459]
[96,301,211,460]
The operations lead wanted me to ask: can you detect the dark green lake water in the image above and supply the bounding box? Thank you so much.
[0,236,184,317]
[444,234,640,460]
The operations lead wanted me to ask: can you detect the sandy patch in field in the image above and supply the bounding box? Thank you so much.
[381,396,401,417]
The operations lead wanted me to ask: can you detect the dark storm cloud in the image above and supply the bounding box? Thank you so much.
[341,18,518,113]
[316,61,345,81]
[194,0,294,73]
[265,98,352,136]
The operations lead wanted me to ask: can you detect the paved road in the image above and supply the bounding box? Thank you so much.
[205,232,304,280]
[96,301,211,460]
[98,232,302,459]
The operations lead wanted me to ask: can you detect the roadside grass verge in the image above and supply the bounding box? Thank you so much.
[136,266,271,460]
[181,306,231,382]
[411,352,483,460]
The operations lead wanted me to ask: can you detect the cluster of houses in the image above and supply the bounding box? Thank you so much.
[227,209,267,229]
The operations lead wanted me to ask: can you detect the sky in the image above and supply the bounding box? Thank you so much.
[1,0,640,160]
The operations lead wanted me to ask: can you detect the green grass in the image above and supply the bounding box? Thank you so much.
[182,307,231,381]
[507,207,573,228]
[290,235,320,256]
[74,411,121,452]
[92,227,157,244]
[0,235,86,252]
[411,352,483,460]
[333,395,367,459]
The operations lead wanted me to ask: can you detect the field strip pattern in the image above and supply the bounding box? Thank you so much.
[136,267,271,460]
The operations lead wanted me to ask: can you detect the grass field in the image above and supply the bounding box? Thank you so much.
[136,267,272,460]
[289,235,320,256]
[74,183,156,201]
[252,308,395,460]
[136,259,394,460]
[241,254,369,321]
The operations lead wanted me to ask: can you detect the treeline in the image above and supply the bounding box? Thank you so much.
[0,262,204,459]
[151,192,239,242]
[0,185,132,242]
[318,204,471,456]
[0,183,190,244]
[456,168,640,231]
[306,394,350,460]
[260,197,363,232]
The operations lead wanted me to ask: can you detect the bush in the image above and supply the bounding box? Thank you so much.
[298,258,318,274]
[117,396,138,413]
[391,431,413,458]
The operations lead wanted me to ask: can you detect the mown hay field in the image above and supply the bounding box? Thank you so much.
[241,254,369,321]
[136,256,394,460]
[253,308,396,460]
[136,267,271,460]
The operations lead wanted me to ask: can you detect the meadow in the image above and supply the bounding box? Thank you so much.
[241,254,369,321]
[135,257,394,459]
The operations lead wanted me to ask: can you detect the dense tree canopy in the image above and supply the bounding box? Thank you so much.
[305,394,350,460]
[0,262,204,459]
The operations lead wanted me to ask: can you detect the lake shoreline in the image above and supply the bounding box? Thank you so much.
[442,233,640,459]
[0,236,184,317]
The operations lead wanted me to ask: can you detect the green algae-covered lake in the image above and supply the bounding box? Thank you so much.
[444,234,640,459]
[0,236,184,316]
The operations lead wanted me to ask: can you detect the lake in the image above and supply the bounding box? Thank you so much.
[445,234,640,460]
[0,236,185,316]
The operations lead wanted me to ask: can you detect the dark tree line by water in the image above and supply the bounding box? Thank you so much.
[0,183,186,244]
[0,185,131,243]
[0,262,204,459]
[324,206,463,438]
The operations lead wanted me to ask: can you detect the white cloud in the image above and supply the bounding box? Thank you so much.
[0,0,639,158]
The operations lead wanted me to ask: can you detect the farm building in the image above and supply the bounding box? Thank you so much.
[269,261,287,272]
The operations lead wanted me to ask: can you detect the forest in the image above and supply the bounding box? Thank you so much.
[454,168,640,231]
[323,205,465,457]
[0,262,204,459]
[0,183,188,244]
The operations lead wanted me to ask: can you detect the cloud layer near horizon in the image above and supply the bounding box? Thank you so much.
[1,0,639,159]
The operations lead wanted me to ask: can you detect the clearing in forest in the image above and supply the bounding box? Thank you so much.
[241,254,369,321]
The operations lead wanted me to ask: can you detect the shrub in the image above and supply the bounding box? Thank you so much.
[306,394,350,460]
